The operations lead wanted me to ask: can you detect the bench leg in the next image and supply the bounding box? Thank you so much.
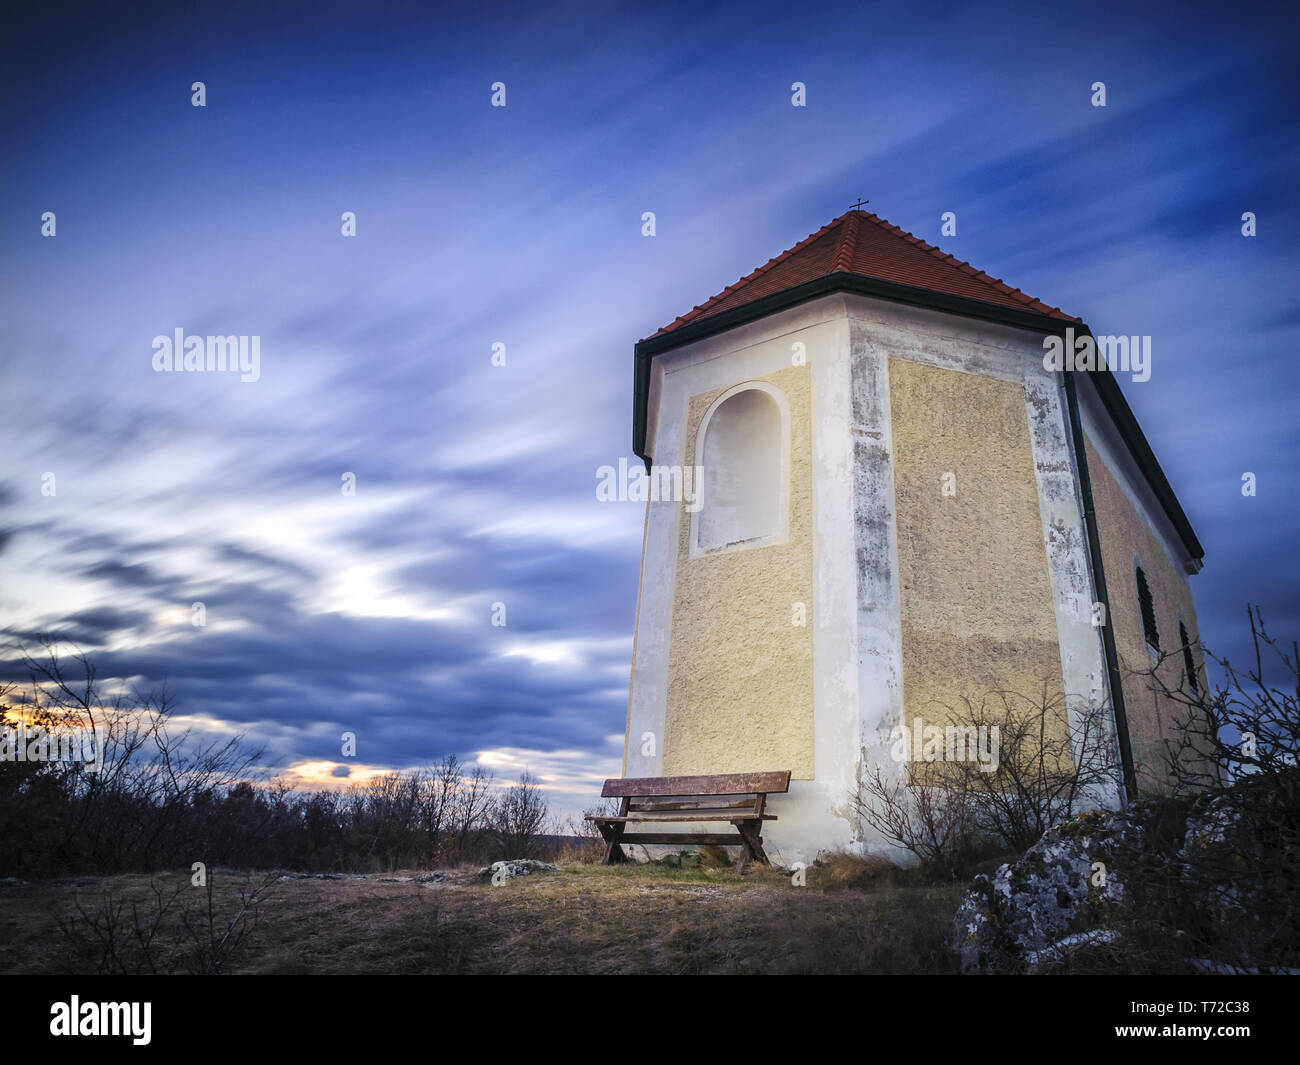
[734,821,769,874]
[597,821,628,865]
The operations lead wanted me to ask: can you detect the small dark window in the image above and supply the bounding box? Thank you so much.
[1180,621,1200,694]
[1136,565,1159,650]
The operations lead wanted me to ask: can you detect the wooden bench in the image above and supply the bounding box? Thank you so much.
[587,771,791,873]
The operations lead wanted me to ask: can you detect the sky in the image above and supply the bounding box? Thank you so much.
[2,0,1297,817]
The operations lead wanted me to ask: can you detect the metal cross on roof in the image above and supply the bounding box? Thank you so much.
[849,198,869,211]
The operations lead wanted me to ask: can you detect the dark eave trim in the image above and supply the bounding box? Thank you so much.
[632,271,1204,563]
[634,273,1070,467]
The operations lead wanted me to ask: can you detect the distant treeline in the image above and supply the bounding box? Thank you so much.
[1,643,557,878]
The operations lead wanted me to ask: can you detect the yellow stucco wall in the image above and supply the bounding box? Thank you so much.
[890,358,1067,740]
[1085,438,1204,792]
[663,366,814,779]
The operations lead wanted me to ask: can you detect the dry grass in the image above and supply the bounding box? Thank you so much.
[0,860,964,975]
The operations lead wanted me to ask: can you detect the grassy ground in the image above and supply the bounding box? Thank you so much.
[0,859,966,975]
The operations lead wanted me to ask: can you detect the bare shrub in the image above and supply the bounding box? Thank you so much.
[956,688,1121,851]
[57,869,278,975]
[855,688,1121,876]
[178,870,280,974]
[1145,606,1296,796]
[1122,606,1300,971]
[56,880,185,975]
[855,764,981,878]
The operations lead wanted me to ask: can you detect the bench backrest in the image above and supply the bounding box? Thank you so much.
[601,771,791,799]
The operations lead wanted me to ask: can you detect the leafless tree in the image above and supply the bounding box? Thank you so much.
[419,753,463,862]
[447,764,494,860]
[489,771,550,859]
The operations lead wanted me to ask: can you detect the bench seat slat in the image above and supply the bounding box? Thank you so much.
[631,799,757,812]
[601,771,791,798]
[587,812,777,823]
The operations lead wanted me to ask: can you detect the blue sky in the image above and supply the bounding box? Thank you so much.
[2,0,1297,813]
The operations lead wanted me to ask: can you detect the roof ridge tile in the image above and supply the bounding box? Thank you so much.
[831,212,861,272]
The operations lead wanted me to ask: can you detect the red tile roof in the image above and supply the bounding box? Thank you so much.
[645,209,1078,340]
